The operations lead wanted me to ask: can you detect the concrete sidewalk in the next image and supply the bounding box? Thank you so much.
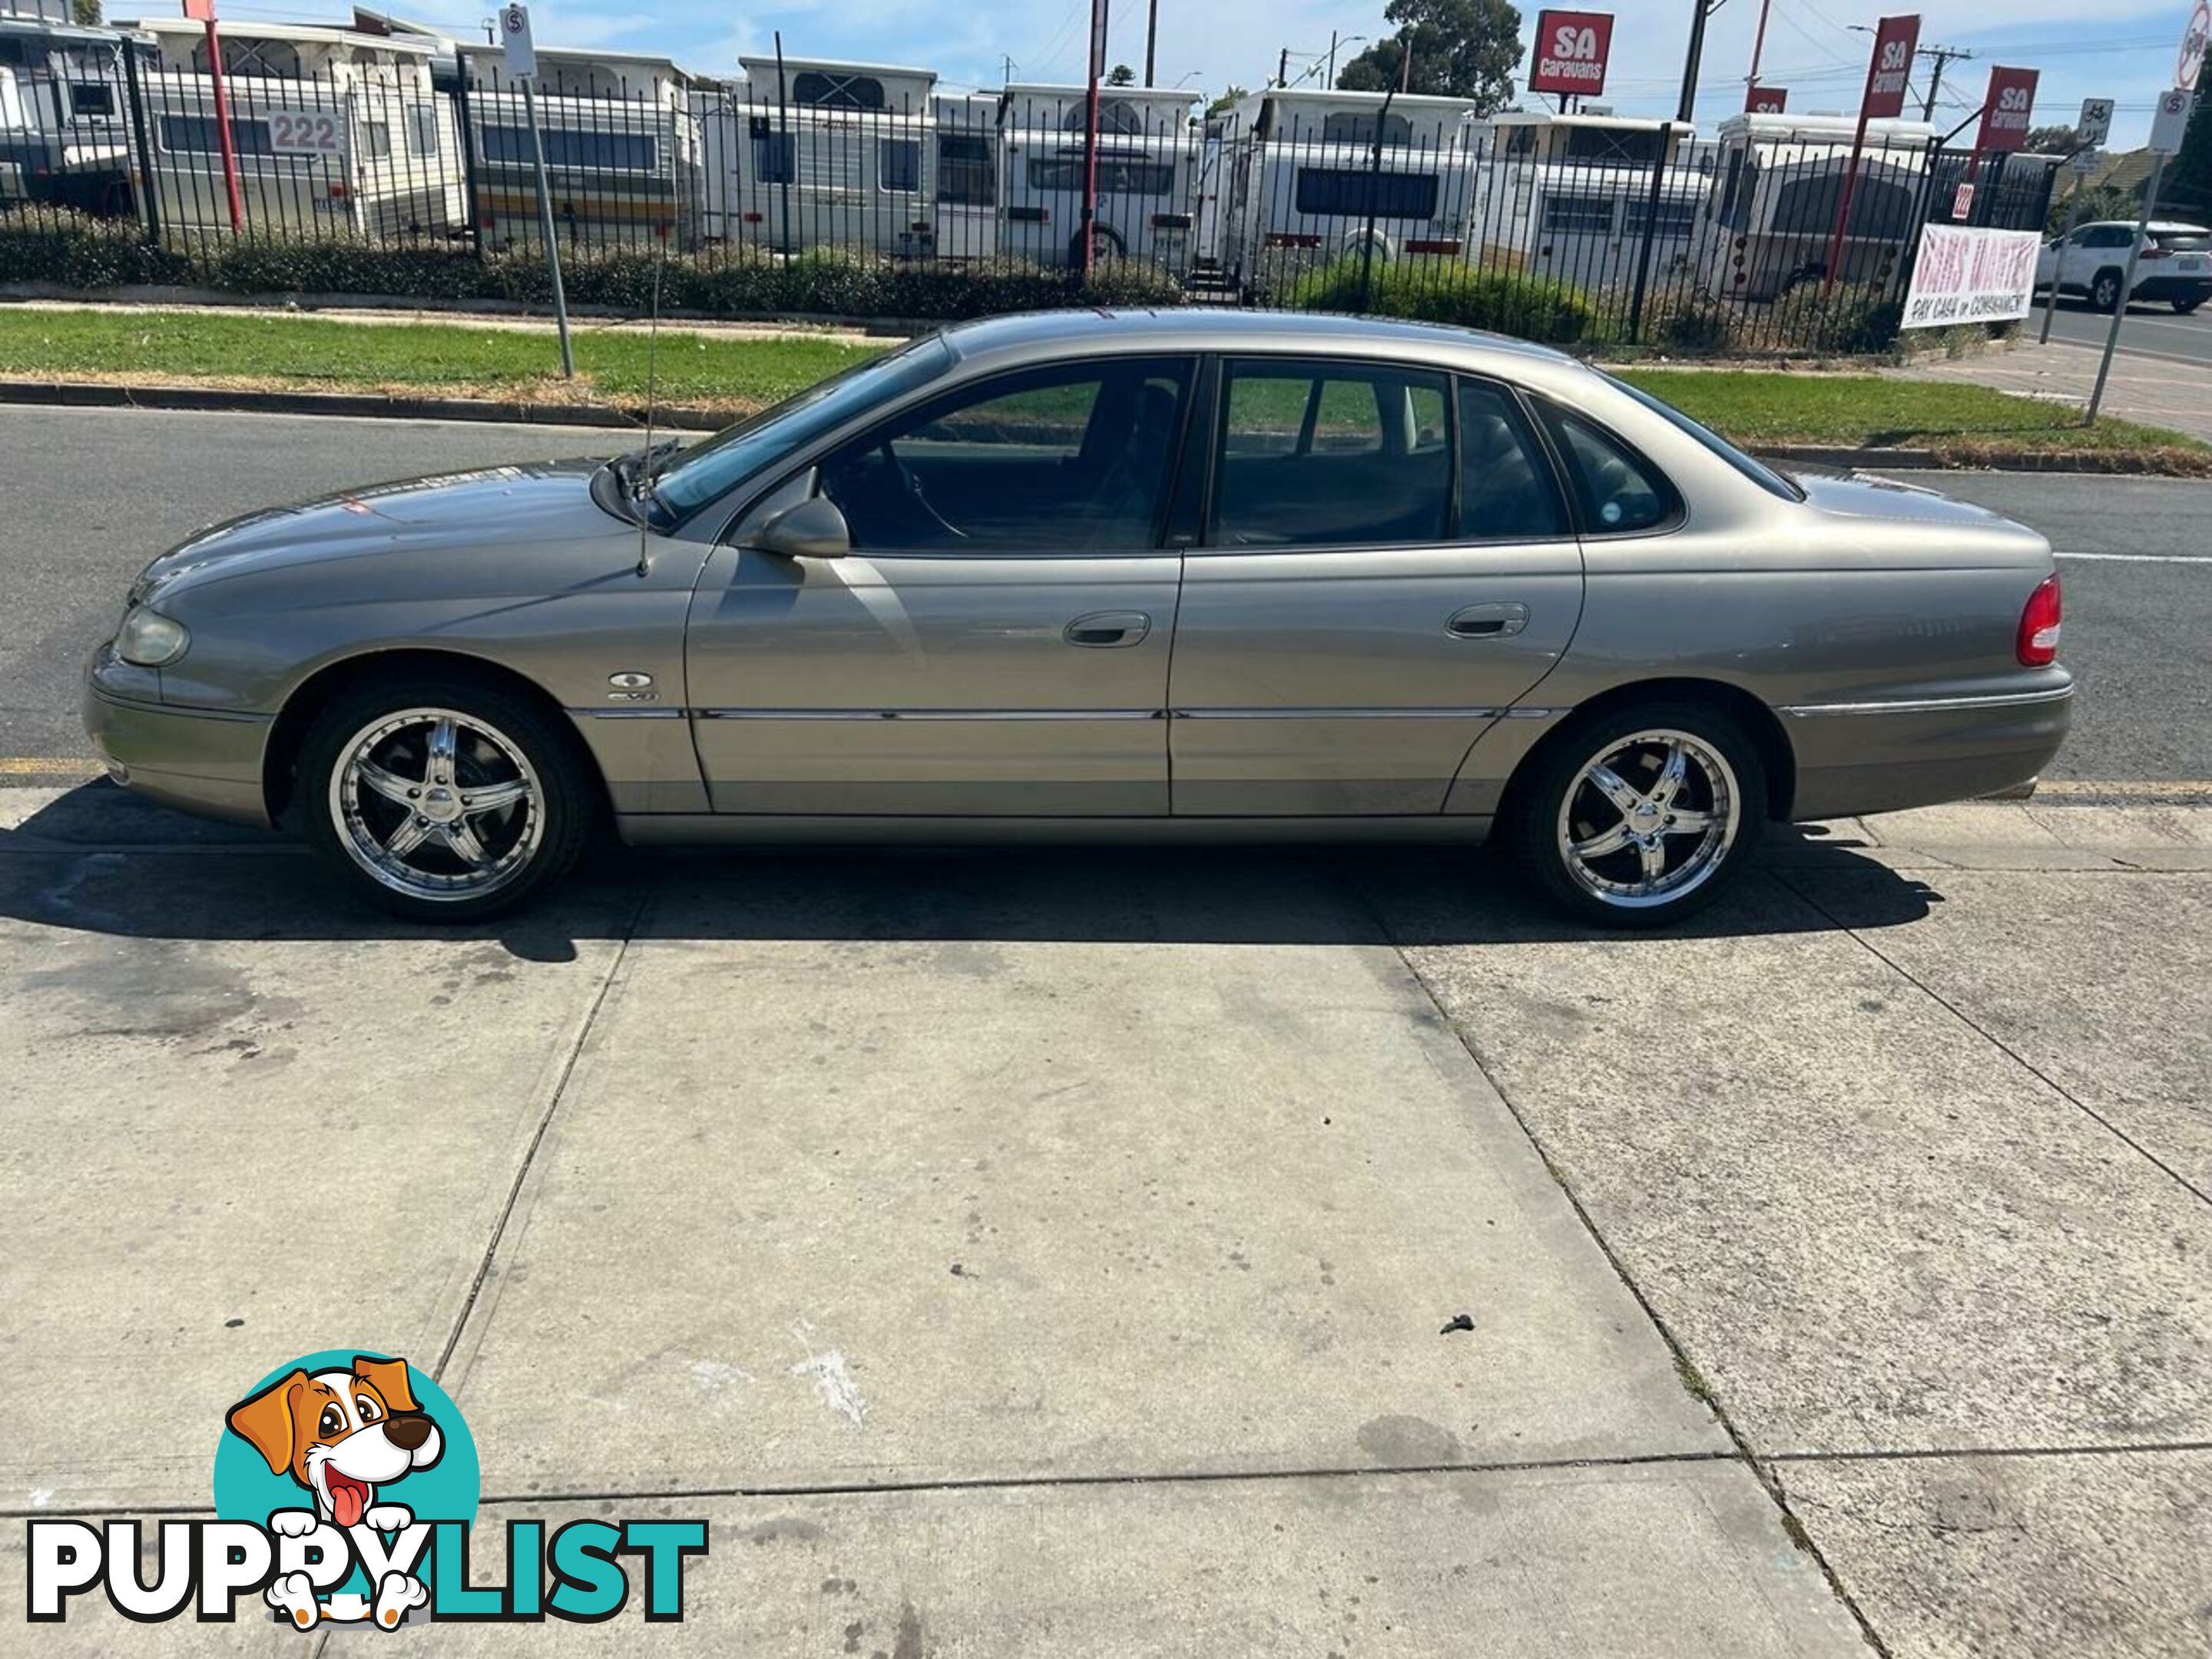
[2,790,2206,1654]
[1899,335,2212,444]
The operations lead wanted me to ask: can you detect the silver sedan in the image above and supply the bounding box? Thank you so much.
[84,310,2071,926]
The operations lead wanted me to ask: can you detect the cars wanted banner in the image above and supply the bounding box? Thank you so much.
[1902,224,2043,326]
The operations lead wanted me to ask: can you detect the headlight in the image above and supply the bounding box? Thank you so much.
[115,605,190,667]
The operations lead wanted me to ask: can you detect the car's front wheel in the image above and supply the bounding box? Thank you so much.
[297,679,594,920]
[2091,269,2124,313]
[1510,703,1767,929]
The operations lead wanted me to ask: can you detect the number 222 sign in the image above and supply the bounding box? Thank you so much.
[268,109,343,155]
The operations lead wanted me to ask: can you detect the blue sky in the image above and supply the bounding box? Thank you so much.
[220,0,2196,147]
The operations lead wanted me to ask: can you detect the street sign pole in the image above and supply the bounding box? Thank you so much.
[184,0,245,232]
[501,4,571,379]
[2087,85,2190,423]
[2043,96,2114,343]
[2037,170,2089,345]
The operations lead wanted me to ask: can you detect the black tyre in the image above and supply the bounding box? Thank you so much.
[1071,224,1126,268]
[1509,701,1768,930]
[296,677,595,922]
[2176,297,2203,315]
[2091,268,2124,313]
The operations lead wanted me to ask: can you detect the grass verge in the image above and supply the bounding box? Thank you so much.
[2,305,2204,472]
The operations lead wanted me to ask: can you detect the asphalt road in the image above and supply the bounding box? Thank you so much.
[2,406,2204,784]
[2038,293,2212,366]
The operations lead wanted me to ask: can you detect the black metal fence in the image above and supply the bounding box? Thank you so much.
[2,38,2060,352]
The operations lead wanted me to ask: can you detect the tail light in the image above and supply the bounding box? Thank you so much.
[2017,574,2061,666]
[2139,246,2169,260]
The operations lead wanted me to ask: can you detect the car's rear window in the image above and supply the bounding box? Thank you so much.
[2151,230,2210,253]
[1603,373,1804,502]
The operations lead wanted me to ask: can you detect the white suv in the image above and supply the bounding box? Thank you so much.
[2035,220,2212,314]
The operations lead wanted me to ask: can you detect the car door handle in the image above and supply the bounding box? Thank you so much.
[1064,611,1151,647]
[1448,601,1530,640]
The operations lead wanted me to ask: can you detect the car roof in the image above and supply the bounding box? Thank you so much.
[934,308,1588,380]
[2078,220,2210,233]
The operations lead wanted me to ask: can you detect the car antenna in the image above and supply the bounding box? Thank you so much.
[634,226,669,581]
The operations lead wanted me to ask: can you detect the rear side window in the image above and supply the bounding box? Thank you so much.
[1457,382,1566,541]
[1541,406,1677,535]
[1213,359,1451,547]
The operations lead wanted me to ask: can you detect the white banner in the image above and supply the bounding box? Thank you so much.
[1900,224,2043,328]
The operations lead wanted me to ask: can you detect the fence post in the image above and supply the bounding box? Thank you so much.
[1357,88,1396,312]
[1624,127,1673,342]
[121,41,161,248]
[451,45,483,258]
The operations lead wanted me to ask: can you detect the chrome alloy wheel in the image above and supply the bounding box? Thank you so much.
[329,707,545,903]
[1555,728,1741,910]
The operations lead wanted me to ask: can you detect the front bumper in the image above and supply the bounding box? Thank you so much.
[84,647,275,827]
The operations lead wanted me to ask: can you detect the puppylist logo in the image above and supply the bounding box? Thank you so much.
[26,1350,707,1628]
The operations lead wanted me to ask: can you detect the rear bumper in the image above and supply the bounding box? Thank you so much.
[84,661,274,828]
[1784,680,2073,820]
[2131,274,2212,303]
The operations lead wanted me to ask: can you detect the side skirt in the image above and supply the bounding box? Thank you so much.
[615,814,1496,848]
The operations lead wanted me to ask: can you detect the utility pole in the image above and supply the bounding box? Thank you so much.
[1002,53,1015,88]
[1277,46,1289,87]
[1326,29,1339,86]
[1144,0,1157,84]
[1918,44,1973,120]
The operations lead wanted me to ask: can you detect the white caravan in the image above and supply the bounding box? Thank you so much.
[704,58,938,257]
[1203,88,1482,291]
[455,42,700,250]
[996,82,1198,270]
[929,89,998,260]
[0,12,149,217]
[123,18,462,240]
[1698,111,1938,300]
[1473,111,1705,292]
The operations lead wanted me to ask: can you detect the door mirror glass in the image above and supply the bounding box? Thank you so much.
[750,496,853,560]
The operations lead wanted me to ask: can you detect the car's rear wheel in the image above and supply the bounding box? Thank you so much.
[1511,703,1767,929]
[298,679,592,920]
[2091,268,2124,313]
[2177,297,2204,315]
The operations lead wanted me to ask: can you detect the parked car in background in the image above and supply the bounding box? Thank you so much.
[84,311,2071,929]
[2036,220,2212,313]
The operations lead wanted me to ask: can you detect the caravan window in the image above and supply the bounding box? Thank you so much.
[935,133,995,205]
[1320,111,1412,146]
[1561,127,1664,165]
[1061,98,1149,137]
[1541,194,1614,235]
[356,120,392,159]
[69,84,117,117]
[484,125,657,171]
[191,37,303,78]
[1027,156,1174,195]
[406,105,441,156]
[1623,197,1697,238]
[159,114,274,156]
[792,71,886,111]
[753,131,796,184]
[1293,167,1439,219]
[878,137,920,192]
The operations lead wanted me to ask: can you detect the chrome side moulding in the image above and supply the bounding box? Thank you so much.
[1779,685,2076,718]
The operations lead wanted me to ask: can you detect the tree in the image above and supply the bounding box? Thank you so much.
[2166,93,2212,224]
[71,0,102,22]
[1107,63,1135,86]
[2022,123,2080,155]
[1336,0,1524,111]
[1206,84,1250,116]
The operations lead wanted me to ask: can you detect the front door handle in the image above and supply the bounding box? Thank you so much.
[1449,601,1530,640]
[1064,611,1151,647]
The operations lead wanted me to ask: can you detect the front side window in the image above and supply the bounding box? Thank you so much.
[878,137,920,193]
[1457,382,1566,541]
[1540,404,1677,534]
[1213,359,1451,548]
[819,357,1192,552]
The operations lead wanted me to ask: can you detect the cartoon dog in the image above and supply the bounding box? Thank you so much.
[226,1355,442,1630]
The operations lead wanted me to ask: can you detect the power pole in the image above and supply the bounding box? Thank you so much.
[1917,44,1972,121]
[1144,0,1157,84]
[1277,46,1289,86]
[1002,53,1015,87]
[1326,29,1339,86]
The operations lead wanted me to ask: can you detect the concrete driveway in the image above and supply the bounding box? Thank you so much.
[3,785,2207,1656]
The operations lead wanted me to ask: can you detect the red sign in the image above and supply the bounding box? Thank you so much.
[1975,66,2038,150]
[1747,85,1788,114]
[1862,14,1920,120]
[1952,181,1975,218]
[181,0,217,17]
[1529,10,1615,97]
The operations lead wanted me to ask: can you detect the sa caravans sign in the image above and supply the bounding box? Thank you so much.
[1528,10,1615,98]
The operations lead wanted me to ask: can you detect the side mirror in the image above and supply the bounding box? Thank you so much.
[749,496,851,561]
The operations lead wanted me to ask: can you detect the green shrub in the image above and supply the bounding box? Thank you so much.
[1641,293,1738,355]
[0,211,182,286]
[1763,283,1902,355]
[1287,257,1594,343]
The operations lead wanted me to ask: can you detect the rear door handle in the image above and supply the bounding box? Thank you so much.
[1064,611,1151,647]
[1449,601,1530,640]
